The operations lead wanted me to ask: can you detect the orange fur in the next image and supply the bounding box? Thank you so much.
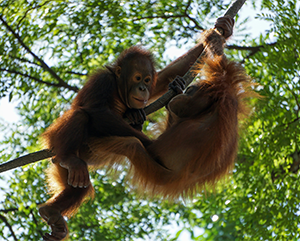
[42,164,95,217]
[39,47,159,240]
[85,53,254,199]
[39,17,236,240]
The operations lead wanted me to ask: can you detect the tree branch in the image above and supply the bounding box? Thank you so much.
[134,13,204,31]
[0,214,18,241]
[30,210,45,237]
[271,151,300,182]
[0,202,43,214]
[65,71,87,76]
[0,205,44,239]
[0,68,74,89]
[8,55,42,67]
[226,41,277,63]
[7,55,87,77]
[16,0,52,28]
[0,207,19,213]
[185,0,193,12]
[0,150,54,173]
[133,0,205,31]
[183,1,205,31]
[283,117,300,131]
[133,14,186,21]
[0,15,79,92]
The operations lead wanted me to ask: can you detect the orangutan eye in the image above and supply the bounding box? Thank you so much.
[136,75,141,81]
[145,78,151,83]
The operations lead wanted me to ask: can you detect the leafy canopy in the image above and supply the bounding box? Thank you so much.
[0,0,299,240]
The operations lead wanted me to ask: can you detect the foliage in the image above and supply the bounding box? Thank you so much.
[0,0,299,240]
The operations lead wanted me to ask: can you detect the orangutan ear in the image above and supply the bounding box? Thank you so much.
[115,66,121,78]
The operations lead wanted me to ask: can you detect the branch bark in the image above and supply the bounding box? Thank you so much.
[0,150,54,173]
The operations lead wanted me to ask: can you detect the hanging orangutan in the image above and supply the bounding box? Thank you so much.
[39,16,235,241]
[85,42,253,198]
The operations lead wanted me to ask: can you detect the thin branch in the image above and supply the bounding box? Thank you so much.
[132,0,204,31]
[16,0,52,28]
[133,13,204,31]
[0,206,44,238]
[0,202,43,214]
[226,44,264,51]
[227,41,277,50]
[271,151,300,182]
[7,56,87,77]
[286,80,300,122]
[65,71,87,76]
[133,14,186,21]
[185,14,205,30]
[226,42,277,63]
[30,210,44,237]
[74,34,84,64]
[0,15,79,92]
[283,117,300,131]
[8,55,42,67]
[0,214,18,241]
[185,0,193,13]
[183,0,204,30]
[0,68,71,89]
[0,207,18,214]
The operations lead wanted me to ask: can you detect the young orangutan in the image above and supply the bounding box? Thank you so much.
[39,16,235,241]
[85,45,253,199]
